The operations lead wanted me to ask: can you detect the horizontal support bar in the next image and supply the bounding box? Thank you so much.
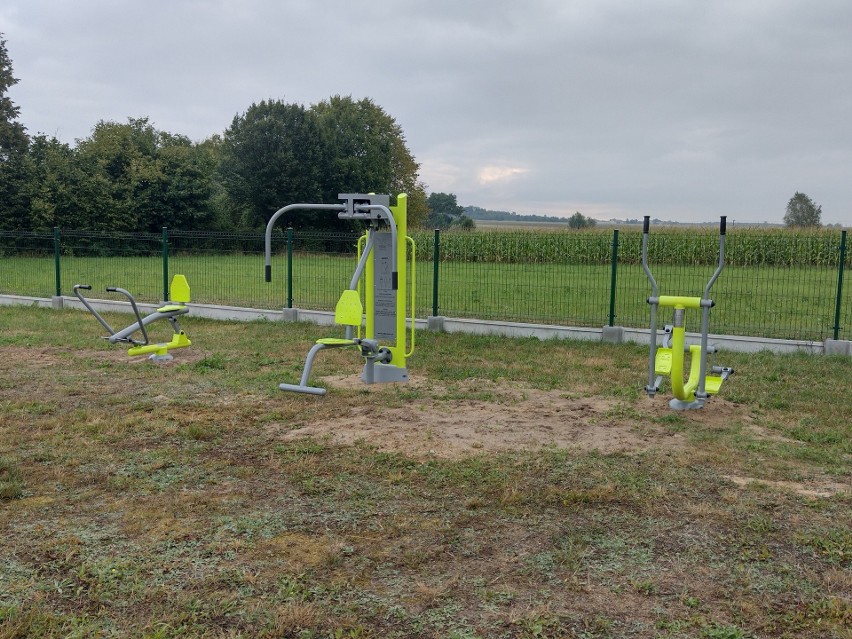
[651,295,711,309]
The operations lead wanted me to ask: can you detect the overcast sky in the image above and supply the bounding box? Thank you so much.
[2,0,850,224]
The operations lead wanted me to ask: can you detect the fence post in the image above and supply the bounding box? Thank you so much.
[162,227,169,301]
[53,226,61,297]
[432,228,440,317]
[608,229,619,327]
[833,229,847,340]
[286,226,294,309]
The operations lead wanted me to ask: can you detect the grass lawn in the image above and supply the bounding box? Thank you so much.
[0,305,850,638]
[2,254,849,341]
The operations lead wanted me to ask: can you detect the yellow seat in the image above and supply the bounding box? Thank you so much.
[156,275,190,313]
[170,274,191,303]
[156,303,187,313]
[334,289,362,326]
[654,348,673,375]
[316,338,357,346]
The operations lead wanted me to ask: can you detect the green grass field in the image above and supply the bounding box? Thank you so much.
[0,305,850,638]
[2,252,849,341]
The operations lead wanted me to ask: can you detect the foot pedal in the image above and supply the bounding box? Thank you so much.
[654,348,673,375]
[704,376,723,395]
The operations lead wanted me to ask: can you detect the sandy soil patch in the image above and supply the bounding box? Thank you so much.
[267,375,851,497]
[271,375,694,459]
[722,474,850,499]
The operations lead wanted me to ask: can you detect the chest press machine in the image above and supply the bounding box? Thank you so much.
[264,193,415,396]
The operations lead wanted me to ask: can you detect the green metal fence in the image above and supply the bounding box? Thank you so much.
[1,226,849,342]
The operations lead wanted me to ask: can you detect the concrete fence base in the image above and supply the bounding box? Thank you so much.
[1,294,847,357]
[824,339,852,356]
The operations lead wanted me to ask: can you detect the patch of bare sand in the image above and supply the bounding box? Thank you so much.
[269,378,851,497]
[1,346,65,368]
[270,375,690,459]
[722,474,850,499]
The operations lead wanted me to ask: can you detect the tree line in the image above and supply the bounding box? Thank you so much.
[463,206,598,229]
[0,36,430,233]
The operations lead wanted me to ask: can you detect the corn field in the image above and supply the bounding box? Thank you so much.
[410,228,850,268]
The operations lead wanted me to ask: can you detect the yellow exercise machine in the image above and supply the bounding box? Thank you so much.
[73,275,192,361]
[264,193,415,395]
[642,216,734,409]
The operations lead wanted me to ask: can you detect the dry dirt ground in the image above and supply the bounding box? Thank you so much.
[271,373,745,455]
[272,374,695,458]
[13,345,851,499]
[266,373,850,498]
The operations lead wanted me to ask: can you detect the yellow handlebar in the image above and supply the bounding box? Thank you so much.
[658,295,702,309]
[405,236,416,358]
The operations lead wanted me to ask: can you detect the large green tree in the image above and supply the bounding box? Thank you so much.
[783,192,822,228]
[312,96,427,227]
[25,135,94,231]
[567,211,597,229]
[219,100,324,229]
[75,118,215,232]
[426,192,473,229]
[0,34,32,230]
[195,134,233,230]
[0,35,28,160]
[131,134,216,232]
[0,151,33,230]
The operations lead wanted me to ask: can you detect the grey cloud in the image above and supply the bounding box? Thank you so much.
[1,0,850,223]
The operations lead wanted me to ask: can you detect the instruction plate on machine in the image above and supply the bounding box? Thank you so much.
[373,232,397,341]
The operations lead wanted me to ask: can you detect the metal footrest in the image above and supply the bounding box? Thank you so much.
[278,383,327,396]
[127,331,191,358]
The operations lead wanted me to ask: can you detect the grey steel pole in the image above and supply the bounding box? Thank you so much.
[641,217,658,395]
[697,216,727,399]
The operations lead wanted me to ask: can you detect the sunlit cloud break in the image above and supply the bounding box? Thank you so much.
[478,166,528,184]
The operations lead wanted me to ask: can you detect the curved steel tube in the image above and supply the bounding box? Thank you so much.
[73,284,114,335]
[641,216,658,395]
[73,284,149,345]
[264,201,400,286]
[264,204,346,281]
[105,287,149,345]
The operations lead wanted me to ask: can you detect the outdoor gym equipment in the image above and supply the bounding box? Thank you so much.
[264,193,415,396]
[73,275,192,361]
[642,216,734,410]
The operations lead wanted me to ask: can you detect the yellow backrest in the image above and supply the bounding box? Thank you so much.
[170,274,191,303]
[334,289,362,326]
